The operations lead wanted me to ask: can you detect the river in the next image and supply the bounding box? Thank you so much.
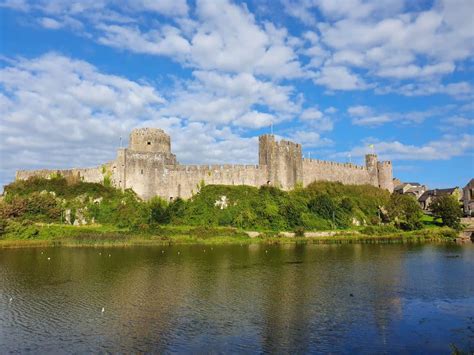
[1,243,473,353]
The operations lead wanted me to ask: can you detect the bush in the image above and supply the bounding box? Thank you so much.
[2,178,427,234]
[0,218,7,237]
[149,197,170,224]
[4,220,39,239]
[387,193,423,230]
[430,195,462,229]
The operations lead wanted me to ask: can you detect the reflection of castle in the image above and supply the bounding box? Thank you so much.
[16,128,394,200]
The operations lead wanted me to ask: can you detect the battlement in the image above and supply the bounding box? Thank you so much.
[15,127,394,199]
[303,158,366,170]
[170,164,261,172]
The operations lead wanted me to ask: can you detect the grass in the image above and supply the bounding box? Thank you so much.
[0,223,459,248]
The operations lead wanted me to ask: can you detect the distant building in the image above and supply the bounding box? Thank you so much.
[394,182,428,199]
[418,187,462,211]
[463,179,474,216]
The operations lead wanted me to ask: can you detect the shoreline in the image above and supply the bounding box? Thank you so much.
[0,224,461,249]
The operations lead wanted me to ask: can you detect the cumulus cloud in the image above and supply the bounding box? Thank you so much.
[160,70,301,127]
[288,130,333,148]
[0,53,296,186]
[285,0,474,93]
[299,107,334,132]
[337,134,474,161]
[346,105,456,127]
[314,66,367,90]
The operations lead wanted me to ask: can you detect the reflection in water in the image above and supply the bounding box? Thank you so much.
[0,243,473,353]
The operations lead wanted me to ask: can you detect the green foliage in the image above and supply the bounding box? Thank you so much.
[430,195,462,229]
[5,176,117,200]
[149,197,170,224]
[0,193,61,222]
[0,218,7,237]
[386,193,423,230]
[308,193,351,228]
[3,220,40,239]
[2,178,431,234]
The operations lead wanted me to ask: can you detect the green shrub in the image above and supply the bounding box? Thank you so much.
[430,195,462,229]
[149,197,170,224]
[4,220,40,239]
[387,193,423,230]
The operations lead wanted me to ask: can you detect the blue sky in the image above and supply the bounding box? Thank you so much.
[0,0,473,189]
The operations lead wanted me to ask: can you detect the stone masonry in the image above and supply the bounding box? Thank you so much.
[16,128,394,200]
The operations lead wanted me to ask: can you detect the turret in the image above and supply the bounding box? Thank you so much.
[129,128,171,153]
[377,161,394,192]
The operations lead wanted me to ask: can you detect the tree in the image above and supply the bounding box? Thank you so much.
[387,193,423,230]
[149,197,170,224]
[430,195,462,229]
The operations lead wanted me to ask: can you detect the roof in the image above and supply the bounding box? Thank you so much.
[418,188,459,202]
[419,191,432,202]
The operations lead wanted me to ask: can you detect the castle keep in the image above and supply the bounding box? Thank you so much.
[16,128,394,200]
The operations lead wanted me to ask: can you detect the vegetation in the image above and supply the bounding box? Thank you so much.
[386,193,423,230]
[0,176,459,246]
[430,195,463,229]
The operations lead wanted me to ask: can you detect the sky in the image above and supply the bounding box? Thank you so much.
[0,0,473,190]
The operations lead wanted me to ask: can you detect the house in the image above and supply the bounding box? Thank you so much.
[394,182,428,199]
[418,187,462,211]
[463,179,474,216]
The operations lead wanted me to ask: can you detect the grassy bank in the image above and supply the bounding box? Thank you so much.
[1,177,463,248]
[0,223,459,248]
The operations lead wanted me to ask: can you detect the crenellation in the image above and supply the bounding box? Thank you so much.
[16,128,394,200]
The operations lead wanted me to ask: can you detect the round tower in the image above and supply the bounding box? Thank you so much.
[377,161,394,192]
[129,128,171,153]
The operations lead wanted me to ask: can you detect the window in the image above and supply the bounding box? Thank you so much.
[141,169,144,175]
[147,141,151,145]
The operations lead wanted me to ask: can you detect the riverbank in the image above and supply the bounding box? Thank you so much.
[0,223,460,248]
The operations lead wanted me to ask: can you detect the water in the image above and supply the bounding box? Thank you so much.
[1,243,473,353]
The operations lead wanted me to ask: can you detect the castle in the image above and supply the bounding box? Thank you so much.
[16,128,394,200]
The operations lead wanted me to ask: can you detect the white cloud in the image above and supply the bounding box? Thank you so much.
[314,66,367,90]
[97,24,191,57]
[238,111,275,128]
[288,130,333,148]
[39,17,63,29]
[346,105,457,127]
[442,116,474,128]
[300,108,323,120]
[377,62,455,79]
[128,0,188,16]
[348,105,370,116]
[339,134,474,161]
[299,107,334,131]
[0,53,283,187]
[380,81,474,99]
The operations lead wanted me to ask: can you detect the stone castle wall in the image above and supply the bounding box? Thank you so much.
[16,166,105,184]
[15,127,394,200]
[302,159,373,186]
